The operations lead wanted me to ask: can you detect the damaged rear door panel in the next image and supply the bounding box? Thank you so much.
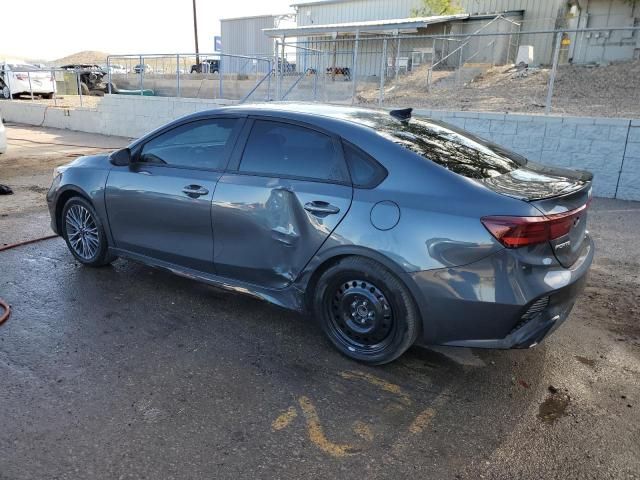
[211,118,353,289]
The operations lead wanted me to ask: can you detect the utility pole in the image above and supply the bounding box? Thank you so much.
[192,0,200,65]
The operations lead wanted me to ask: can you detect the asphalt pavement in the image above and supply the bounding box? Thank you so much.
[0,128,638,479]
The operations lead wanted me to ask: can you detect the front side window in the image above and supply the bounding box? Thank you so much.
[139,118,237,170]
[239,120,347,183]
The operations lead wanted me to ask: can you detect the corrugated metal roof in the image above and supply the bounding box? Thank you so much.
[263,13,470,36]
[291,0,352,5]
[220,14,279,22]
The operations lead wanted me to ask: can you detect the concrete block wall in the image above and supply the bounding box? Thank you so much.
[617,120,640,201]
[1,97,639,201]
[0,95,234,139]
[416,110,638,200]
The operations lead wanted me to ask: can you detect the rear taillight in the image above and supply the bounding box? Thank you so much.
[481,204,588,248]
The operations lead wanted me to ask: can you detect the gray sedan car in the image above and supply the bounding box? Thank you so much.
[47,103,594,364]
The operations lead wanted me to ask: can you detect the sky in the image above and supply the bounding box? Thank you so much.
[1,0,294,60]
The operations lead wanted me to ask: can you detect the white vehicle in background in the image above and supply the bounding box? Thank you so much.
[0,62,56,100]
[101,64,128,75]
[0,112,7,154]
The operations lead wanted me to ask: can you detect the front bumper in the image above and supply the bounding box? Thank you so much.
[410,235,594,349]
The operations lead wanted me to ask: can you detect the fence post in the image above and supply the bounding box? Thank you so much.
[107,57,112,94]
[139,55,143,96]
[51,69,57,107]
[378,38,387,106]
[267,59,272,101]
[219,55,224,99]
[491,38,496,67]
[545,32,563,115]
[176,54,181,97]
[28,71,34,101]
[76,70,83,107]
[456,43,464,85]
[323,50,329,102]
[313,54,318,101]
[395,36,401,79]
[280,37,286,100]
[351,31,360,105]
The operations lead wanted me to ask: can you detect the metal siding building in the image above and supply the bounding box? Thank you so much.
[293,0,561,64]
[292,0,639,64]
[220,15,277,74]
[457,0,567,65]
[295,0,425,25]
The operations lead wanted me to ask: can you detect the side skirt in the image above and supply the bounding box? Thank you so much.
[109,247,306,312]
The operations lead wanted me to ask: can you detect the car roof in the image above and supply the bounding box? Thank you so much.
[185,102,411,136]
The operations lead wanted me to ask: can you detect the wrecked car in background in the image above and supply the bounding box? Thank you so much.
[59,64,116,96]
[1,62,56,99]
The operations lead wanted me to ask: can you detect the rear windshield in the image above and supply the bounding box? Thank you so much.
[377,118,527,180]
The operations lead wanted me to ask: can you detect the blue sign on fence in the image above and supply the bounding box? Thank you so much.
[214,36,222,52]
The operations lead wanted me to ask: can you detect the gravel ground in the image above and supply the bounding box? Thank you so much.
[358,61,640,118]
[0,125,639,479]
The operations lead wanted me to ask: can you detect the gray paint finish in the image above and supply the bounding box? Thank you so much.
[47,103,594,350]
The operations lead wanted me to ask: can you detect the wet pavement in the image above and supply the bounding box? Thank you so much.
[0,127,639,479]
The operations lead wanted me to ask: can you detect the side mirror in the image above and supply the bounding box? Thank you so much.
[110,148,131,166]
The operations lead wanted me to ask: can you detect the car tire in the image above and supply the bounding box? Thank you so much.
[1,84,10,100]
[313,256,420,365]
[80,82,90,96]
[61,196,116,267]
[41,92,54,100]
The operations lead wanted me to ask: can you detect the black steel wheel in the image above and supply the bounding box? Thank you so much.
[61,196,115,267]
[313,257,420,364]
[328,279,396,352]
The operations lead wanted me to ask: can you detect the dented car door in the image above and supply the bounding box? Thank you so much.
[211,118,352,289]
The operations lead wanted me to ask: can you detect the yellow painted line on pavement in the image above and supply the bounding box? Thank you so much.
[340,370,412,405]
[271,406,298,431]
[298,396,357,458]
[352,420,374,442]
[408,407,436,434]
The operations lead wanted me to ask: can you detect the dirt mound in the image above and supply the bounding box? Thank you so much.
[358,60,640,118]
[52,50,111,66]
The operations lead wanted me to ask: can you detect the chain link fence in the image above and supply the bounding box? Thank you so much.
[106,53,273,102]
[271,25,640,118]
[0,65,101,108]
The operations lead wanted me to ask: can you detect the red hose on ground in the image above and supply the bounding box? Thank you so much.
[0,235,58,252]
[0,234,59,326]
[0,298,10,326]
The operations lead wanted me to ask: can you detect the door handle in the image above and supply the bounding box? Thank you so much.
[304,201,340,216]
[182,185,209,198]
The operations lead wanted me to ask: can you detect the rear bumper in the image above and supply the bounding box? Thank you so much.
[410,235,594,349]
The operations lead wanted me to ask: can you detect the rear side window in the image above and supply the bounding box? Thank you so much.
[239,120,348,183]
[342,141,387,188]
[140,118,237,170]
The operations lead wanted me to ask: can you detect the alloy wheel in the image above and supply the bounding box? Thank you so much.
[65,204,100,260]
[1,85,10,99]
